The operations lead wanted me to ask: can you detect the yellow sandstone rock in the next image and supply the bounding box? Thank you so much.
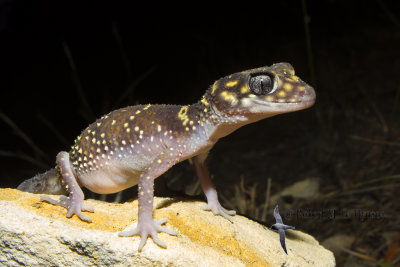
[0,188,335,266]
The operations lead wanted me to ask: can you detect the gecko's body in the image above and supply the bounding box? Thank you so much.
[32,63,315,251]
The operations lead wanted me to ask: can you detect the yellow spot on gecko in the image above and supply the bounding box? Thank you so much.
[211,82,218,95]
[157,125,161,132]
[101,133,105,138]
[129,116,135,120]
[291,76,300,82]
[225,80,238,87]
[178,105,189,126]
[278,91,286,97]
[266,95,274,101]
[220,91,238,105]
[135,110,141,114]
[201,95,209,106]
[126,128,131,133]
[134,126,139,131]
[240,86,249,94]
[112,120,116,125]
[143,104,151,110]
[124,122,129,128]
[283,83,293,91]
[283,68,295,75]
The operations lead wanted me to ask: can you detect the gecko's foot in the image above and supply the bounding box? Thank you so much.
[202,201,236,222]
[40,195,94,222]
[119,217,178,251]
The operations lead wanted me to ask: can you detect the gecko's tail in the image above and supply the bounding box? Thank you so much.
[17,168,67,195]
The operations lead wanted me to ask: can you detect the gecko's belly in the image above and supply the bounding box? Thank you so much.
[76,155,155,194]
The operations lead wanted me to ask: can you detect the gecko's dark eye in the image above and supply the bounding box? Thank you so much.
[249,74,275,95]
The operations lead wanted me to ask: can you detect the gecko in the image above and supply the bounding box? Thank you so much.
[22,63,315,251]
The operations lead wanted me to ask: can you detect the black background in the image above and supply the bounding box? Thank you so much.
[1,0,400,263]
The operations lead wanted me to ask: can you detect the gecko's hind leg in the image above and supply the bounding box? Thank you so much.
[40,151,94,222]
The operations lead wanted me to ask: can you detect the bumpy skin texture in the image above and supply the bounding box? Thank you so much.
[40,63,315,251]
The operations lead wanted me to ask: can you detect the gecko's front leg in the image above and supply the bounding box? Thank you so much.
[119,154,178,251]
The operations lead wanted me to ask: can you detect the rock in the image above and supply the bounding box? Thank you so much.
[0,188,335,266]
[270,178,320,205]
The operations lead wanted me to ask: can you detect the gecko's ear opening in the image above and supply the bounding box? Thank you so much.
[248,73,277,95]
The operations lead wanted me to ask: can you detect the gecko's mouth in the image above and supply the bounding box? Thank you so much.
[269,100,315,112]
[250,89,316,113]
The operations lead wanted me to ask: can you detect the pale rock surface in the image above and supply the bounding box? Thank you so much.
[270,178,320,205]
[0,188,335,266]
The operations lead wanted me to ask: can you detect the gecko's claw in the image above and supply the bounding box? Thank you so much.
[119,217,178,251]
[202,202,236,222]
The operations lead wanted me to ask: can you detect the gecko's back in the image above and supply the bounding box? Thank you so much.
[70,104,214,194]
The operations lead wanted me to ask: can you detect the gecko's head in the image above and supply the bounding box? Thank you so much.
[207,63,315,120]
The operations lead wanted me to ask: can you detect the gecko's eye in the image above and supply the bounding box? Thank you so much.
[249,74,275,95]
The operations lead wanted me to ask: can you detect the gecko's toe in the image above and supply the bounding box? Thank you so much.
[150,232,167,248]
[155,218,178,235]
[118,228,139,237]
[81,203,94,213]
[221,206,236,216]
[66,210,91,222]
[155,217,167,225]
[40,195,65,207]
[138,232,148,252]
